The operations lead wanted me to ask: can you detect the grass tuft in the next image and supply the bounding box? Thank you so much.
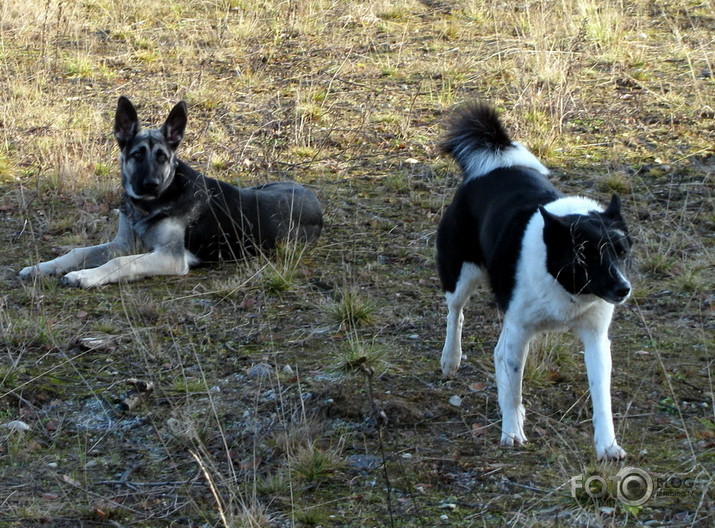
[325,287,375,328]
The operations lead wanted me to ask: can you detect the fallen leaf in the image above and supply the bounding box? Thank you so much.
[45,419,60,432]
[471,423,489,437]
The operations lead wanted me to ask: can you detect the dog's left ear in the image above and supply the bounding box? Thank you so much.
[603,193,623,220]
[162,101,188,151]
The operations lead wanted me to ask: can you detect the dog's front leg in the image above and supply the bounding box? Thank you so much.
[62,249,190,288]
[494,323,531,446]
[19,213,134,280]
[578,324,626,460]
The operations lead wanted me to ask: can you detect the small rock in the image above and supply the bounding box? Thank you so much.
[448,395,462,407]
[246,362,273,378]
[347,454,382,470]
[78,335,117,351]
[120,394,142,411]
[1,420,30,432]
[47,462,58,469]
[125,378,154,392]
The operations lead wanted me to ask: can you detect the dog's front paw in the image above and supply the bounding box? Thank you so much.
[20,261,65,279]
[440,347,462,378]
[500,430,528,447]
[61,270,104,288]
[500,405,527,446]
[19,265,39,280]
[596,441,627,461]
[441,357,461,378]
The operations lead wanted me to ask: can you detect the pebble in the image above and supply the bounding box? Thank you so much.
[1,420,30,432]
[448,395,462,407]
[246,362,273,378]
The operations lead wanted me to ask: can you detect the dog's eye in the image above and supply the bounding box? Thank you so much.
[156,152,167,163]
[132,150,145,161]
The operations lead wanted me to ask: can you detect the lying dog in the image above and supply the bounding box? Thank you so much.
[436,103,632,460]
[20,97,323,287]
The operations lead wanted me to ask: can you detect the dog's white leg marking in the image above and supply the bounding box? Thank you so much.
[19,213,134,279]
[62,250,190,288]
[60,218,192,288]
[577,312,626,460]
[441,263,482,377]
[494,322,532,446]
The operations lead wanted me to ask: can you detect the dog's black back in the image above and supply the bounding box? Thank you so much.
[437,167,561,309]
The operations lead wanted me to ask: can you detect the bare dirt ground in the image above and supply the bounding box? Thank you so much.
[0,1,712,527]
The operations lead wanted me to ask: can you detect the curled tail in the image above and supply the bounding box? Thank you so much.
[441,103,549,180]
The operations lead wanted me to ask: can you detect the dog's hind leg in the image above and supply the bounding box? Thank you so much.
[494,322,532,446]
[441,262,482,377]
[577,310,626,460]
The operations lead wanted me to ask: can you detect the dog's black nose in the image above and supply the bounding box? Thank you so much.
[613,285,631,300]
[602,280,631,304]
[143,181,160,193]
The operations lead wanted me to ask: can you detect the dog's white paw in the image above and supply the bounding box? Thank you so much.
[440,346,462,378]
[18,266,39,280]
[500,430,528,447]
[20,261,65,279]
[441,357,462,378]
[500,404,527,446]
[61,270,104,288]
[596,441,627,461]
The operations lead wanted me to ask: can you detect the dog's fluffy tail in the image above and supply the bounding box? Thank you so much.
[441,103,549,180]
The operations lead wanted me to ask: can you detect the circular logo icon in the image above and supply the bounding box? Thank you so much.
[616,467,654,506]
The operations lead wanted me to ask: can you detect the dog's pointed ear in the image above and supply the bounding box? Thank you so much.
[539,206,569,229]
[115,96,139,149]
[161,101,188,151]
[603,193,623,220]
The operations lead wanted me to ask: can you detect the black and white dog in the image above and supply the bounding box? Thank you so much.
[436,103,632,460]
[20,97,323,287]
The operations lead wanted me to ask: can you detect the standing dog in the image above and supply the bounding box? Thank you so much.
[436,103,632,460]
[20,97,323,287]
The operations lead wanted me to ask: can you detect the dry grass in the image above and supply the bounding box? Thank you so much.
[0,0,713,526]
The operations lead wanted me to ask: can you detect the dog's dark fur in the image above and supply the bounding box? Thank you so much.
[20,97,323,287]
[436,103,633,459]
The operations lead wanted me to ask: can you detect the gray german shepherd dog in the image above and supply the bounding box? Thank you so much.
[19,97,323,287]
